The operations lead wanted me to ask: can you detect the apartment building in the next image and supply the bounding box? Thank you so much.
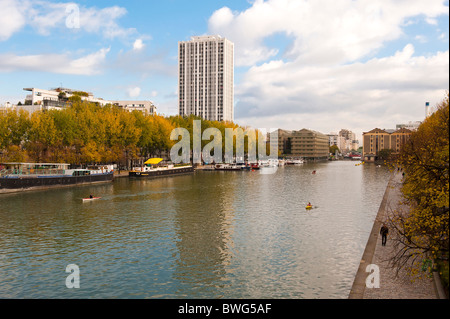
[327,133,338,147]
[362,127,412,161]
[24,87,109,108]
[338,129,359,152]
[327,130,359,153]
[111,100,157,115]
[396,121,421,131]
[273,128,329,161]
[178,35,234,122]
[291,129,329,160]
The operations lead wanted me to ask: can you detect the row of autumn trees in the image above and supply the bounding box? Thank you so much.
[389,93,448,290]
[0,99,248,167]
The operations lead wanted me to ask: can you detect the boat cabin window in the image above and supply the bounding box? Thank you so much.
[72,170,90,176]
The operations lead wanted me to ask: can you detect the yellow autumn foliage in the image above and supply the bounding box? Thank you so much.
[395,93,449,269]
[0,101,250,166]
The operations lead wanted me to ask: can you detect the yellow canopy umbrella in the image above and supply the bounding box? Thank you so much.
[144,158,163,165]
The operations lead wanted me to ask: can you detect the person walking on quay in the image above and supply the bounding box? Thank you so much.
[380,223,389,246]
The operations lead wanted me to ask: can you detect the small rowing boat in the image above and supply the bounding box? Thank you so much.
[82,197,101,202]
[305,205,312,210]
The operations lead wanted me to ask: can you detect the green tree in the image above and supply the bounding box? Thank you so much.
[329,145,340,154]
[378,148,394,161]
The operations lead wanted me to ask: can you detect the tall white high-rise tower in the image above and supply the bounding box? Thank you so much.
[178,35,234,122]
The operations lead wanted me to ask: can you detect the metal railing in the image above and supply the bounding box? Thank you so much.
[0,168,65,177]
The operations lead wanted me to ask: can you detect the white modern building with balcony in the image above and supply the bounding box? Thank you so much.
[21,87,156,115]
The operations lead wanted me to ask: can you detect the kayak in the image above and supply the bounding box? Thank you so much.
[305,205,312,209]
[82,197,101,202]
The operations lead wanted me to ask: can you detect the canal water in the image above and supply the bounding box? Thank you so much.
[0,161,390,299]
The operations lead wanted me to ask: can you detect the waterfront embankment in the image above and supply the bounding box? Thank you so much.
[349,170,440,299]
[114,170,131,178]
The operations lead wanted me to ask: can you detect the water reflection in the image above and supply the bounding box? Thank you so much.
[170,173,236,298]
[0,161,390,298]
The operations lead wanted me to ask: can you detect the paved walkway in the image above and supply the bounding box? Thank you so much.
[349,170,437,299]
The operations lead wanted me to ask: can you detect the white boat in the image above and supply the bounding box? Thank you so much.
[285,158,304,165]
[129,162,194,177]
[82,197,101,202]
[235,163,251,170]
[268,159,280,167]
[258,160,270,167]
[214,164,242,171]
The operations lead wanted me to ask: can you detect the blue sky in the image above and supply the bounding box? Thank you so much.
[0,0,448,139]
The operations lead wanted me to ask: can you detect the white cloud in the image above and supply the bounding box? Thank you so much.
[133,39,145,51]
[68,48,110,74]
[78,5,135,39]
[0,0,135,41]
[0,47,110,75]
[207,0,449,133]
[425,17,438,25]
[127,87,141,98]
[0,0,26,41]
[208,0,449,66]
[414,35,428,43]
[234,45,449,133]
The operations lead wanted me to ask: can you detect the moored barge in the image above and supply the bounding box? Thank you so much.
[0,163,114,194]
[128,163,194,178]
